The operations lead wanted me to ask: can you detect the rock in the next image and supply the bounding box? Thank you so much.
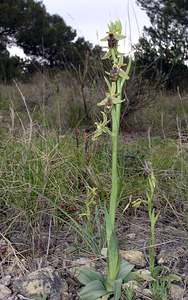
[13,266,68,300]
[120,250,147,267]
[157,247,185,265]
[123,280,152,299]
[101,248,147,267]
[134,269,155,282]
[170,284,185,300]
[0,284,12,299]
[123,280,141,293]
[142,288,152,297]
[126,233,136,240]
[157,249,171,264]
[0,275,11,286]
[72,257,95,268]
[101,247,107,258]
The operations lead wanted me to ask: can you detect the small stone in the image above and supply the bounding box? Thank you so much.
[0,275,11,286]
[61,292,71,300]
[72,257,95,268]
[126,233,136,240]
[123,281,152,299]
[13,267,68,300]
[123,280,141,293]
[170,284,185,300]
[0,284,12,299]
[120,250,147,267]
[157,249,169,264]
[134,269,154,282]
[101,247,107,257]
[142,288,152,297]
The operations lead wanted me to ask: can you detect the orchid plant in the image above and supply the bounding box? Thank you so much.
[72,21,134,300]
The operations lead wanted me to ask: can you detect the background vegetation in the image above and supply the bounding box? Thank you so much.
[0,0,188,258]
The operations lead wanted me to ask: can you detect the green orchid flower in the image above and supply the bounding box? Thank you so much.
[92,111,111,141]
[100,21,125,61]
[107,55,129,81]
[97,82,125,108]
[100,21,125,43]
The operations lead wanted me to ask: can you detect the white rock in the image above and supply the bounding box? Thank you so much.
[0,284,12,299]
[126,233,136,240]
[0,275,11,286]
[101,247,107,257]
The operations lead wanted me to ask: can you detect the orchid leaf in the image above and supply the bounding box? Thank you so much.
[107,230,120,280]
[152,265,170,279]
[72,266,103,285]
[117,260,135,280]
[79,280,109,300]
[114,278,123,300]
[130,271,155,282]
[105,211,113,247]
[163,274,182,282]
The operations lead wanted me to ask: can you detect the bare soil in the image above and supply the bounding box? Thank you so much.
[0,207,188,299]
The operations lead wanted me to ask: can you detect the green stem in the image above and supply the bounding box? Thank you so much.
[109,78,123,228]
[109,107,119,228]
[109,57,132,228]
[149,219,155,273]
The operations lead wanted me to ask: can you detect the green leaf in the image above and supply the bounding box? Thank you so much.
[104,278,114,292]
[163,273,182,282]
[105,211,113,247]
[152,265,170,279]
[80,280,109,300]
[130,271,155,282]
[123,272,135,283]
[72,266,103,285]
[107,231,120,280]
[117,260,135,280]
[114,278,123,300]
